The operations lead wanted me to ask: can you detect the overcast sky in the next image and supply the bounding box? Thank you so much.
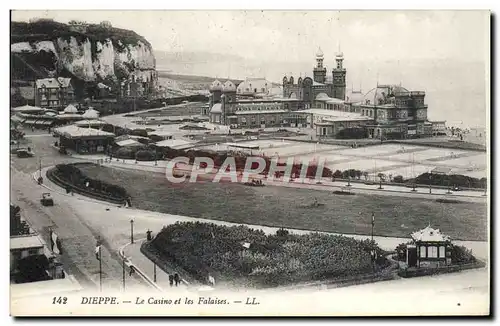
[12,10,489,63]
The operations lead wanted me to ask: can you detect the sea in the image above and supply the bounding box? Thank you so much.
[156,57,488,129]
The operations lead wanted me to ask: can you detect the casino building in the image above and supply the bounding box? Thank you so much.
[205,48,441,138]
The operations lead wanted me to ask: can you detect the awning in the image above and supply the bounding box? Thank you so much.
[24,120,37,124]
[11,115,26,123]
[35,120,54,126]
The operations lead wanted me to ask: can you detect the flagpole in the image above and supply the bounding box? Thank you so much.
[122,257,125,291]
[371,213,374,242]
[99,246,102,292]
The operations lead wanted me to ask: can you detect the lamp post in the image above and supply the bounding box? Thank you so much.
[429,172,432,194]
[122,256,126,291]
[130,219,134,244]
[39,157,42,178]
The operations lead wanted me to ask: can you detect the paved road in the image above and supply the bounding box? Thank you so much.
[122,239,187,291]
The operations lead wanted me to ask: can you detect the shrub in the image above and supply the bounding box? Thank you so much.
[114,147,139,159]
[135,150,159,161]
[393,175,404,183]
[130,129,148,138]
[450,245,476,264]
[150,222,387,288]
[413,172,486,189]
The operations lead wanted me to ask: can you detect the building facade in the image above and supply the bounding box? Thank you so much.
[407,226,452,269]
[352,85,432,139]
[34,77,74,110]
[283,48,347,106]
[206,50,442,137]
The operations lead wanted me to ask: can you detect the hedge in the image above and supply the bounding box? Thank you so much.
[157,147,334,178]
[51,163,129,201]
[411,172,486,189]
[150,222,388,288]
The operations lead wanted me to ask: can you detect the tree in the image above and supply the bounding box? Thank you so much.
[14,254,51,283]
[377,173,386,182]
[332,170,343,179]
[363,171,369,180]
[393,175,404,183]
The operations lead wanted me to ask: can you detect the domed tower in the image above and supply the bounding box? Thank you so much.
[209,79,223,110]
[220,93,226,125]
[313,47,327,84]
[222,80,236,102]
[332,49,347,100]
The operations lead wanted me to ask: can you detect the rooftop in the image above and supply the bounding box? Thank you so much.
[154,139,195,149]
[35,77,72,89]
[10,235,44,250]
[73,119,108,127]
[234,110,288,115]
[411,226,451,242]
[54,125,115,138]
[115,139,143,147]
[11,105,45,113]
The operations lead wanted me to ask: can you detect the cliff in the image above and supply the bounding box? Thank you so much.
[10,20,156,83]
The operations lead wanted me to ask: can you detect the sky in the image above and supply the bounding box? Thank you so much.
[11,10,489,64]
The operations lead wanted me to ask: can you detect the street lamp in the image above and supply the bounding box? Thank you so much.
[428,171,432,194]
[130,219,134,244]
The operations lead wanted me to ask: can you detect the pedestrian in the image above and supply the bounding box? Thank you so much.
[169,274,174,287]
[174,273,180,286]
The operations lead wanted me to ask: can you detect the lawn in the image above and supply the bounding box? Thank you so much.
[80,165,488,241]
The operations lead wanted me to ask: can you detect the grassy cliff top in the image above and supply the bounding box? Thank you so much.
[11,20,152,50]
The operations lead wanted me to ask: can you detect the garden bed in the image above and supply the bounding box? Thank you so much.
[47,163,129,204]
[147,221,391,288]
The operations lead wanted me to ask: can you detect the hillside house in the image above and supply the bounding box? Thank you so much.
[34,77,74,110]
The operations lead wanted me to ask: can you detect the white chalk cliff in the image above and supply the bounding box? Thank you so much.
[11,36,156,82]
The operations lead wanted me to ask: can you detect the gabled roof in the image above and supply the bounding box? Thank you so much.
[115,139,143,147]
[35,77,72,89]
[10,235,44,250]
[210,103,222,113]
[54,125,115,138]
[411,226,451,242]
[63,104,78,113]
[82,108,100,119]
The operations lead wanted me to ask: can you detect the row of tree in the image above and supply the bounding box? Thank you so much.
[330,168,486,189]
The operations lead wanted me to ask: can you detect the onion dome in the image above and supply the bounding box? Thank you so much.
[210,79,223,91]
[222,80,236,92]
[316,47,324,59]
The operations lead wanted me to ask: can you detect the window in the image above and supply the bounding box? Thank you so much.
[419,246,427,258]
[28,248,39,255]
[428,246,438,258]
[439,246,445,258]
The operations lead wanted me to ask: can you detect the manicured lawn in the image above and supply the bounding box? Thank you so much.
[80,165,488,241]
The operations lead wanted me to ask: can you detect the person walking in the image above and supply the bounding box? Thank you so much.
[173,273,180,287]
[168,274,174,287]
